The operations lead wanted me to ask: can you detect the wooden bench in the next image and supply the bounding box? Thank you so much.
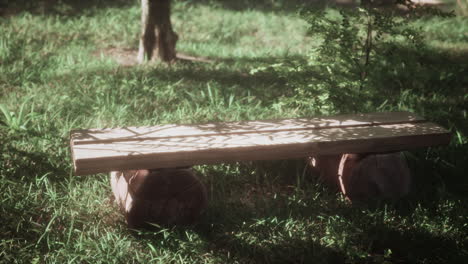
[70,111,451,176]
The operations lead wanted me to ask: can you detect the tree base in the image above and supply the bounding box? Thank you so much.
[137,0,178,64]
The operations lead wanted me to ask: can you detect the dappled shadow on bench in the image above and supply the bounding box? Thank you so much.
[72,114,448,175]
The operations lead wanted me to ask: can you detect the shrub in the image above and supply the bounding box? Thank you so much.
[252,1,454,115]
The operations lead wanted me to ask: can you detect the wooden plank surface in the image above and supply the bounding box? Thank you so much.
[71,111,424,144]
[70,112,451,175]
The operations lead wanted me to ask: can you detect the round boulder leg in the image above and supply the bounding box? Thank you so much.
[110,168,208,229]
[308,152,411,202]
[308,155,342,191]
[338,153,411,202]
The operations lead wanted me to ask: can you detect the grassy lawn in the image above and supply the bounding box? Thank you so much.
[1,0,467,263]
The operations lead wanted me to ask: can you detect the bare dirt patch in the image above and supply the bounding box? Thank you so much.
[94,47,214,67]
[94,47,138,67]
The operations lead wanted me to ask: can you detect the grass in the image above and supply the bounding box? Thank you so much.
[1,0,467,263]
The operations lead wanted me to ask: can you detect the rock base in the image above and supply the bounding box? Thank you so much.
[309,153,411,202]
[110,168,208,228]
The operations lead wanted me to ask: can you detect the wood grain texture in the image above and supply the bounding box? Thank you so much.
[71,111,424,144]
[70,112,451,175]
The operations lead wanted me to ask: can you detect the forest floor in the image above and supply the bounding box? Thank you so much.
[1,0,467,263]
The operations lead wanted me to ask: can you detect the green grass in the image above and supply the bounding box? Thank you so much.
[1,1,467,263]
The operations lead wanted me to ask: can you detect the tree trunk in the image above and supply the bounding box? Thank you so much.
[137,0,178,63]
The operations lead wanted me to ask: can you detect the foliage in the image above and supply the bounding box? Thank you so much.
[304,0,429,89]
[252,0,457,115]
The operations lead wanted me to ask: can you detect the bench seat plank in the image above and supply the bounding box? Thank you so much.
[71,111,424,145]
[70,112,450,175]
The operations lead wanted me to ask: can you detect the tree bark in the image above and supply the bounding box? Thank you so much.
[137,0,178,63]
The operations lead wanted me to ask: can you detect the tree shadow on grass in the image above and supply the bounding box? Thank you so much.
[0,0,320,17]
[0,0,134,17]
[363,221,467,263]
[185,0,366,14]
[67,51,312,108]
[0,128,72,184]
[145,62,291,99]
[135,185,348,263]
[136,139,466,263]
[205,231,346,264]
[363,44,468,132]
[189,176,466,263]
[186,0,320,13]
[184,0,454,14]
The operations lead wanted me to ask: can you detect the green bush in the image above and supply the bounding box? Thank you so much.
[251,1,455,115]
